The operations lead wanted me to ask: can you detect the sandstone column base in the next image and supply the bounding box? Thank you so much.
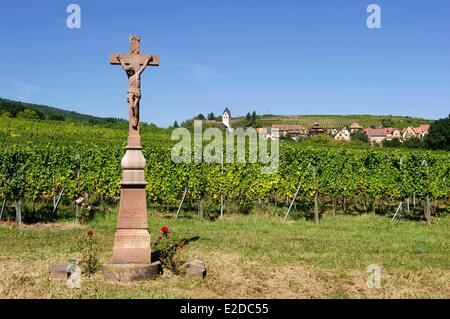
[111,229,151,264]
[103,261,161,282]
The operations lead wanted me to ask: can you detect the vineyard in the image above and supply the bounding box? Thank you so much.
[233,114,432,130]
[0,116,171,148]
[1,138,448,223]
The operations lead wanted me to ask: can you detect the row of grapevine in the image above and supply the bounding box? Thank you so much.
[0,144,448,221]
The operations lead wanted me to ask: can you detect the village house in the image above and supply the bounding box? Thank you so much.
[256,127,273,140]
[349,123,364,133]
[334,127,351,141]
[268,124,307,140]
[365,128,401,144]
[328,128,339,136]
[401,125,430,139]
[308,123,325,136]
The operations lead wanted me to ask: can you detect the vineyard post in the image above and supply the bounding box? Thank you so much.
[313,165,319,225]
[220,195,224,218]
[198,198,205,218]
[15,198,22,225]
[52,177,56,210]
[52,187,65,218]
[220,153,224,218]
[175,185,188,220]
[422,160,432,224]
[284,183,301,222]
[0,196,6,220]
[425,195,431,224]
[333,196,337,216]
[391,201,403,222]
[314,193,319,225]
[75,154,80,218]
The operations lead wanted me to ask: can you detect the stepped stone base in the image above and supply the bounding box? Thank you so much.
[103,261,161,282]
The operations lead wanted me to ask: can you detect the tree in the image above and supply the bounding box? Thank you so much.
[0,99,25,116]
[195,114,205,120]
[207,112,215,121]
[244,112,252,127]
[48,114,65,121]
[351,131,369,143]
[244,111,257,127]
[17,109,42,120]
[173,121,179,128]
[424,115,450,150]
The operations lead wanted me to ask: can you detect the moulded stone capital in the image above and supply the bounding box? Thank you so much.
[121,149,146,169]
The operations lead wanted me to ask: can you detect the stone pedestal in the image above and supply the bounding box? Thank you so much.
[105,125,157,281]
[103,262,161,282]
[111,142,150,264]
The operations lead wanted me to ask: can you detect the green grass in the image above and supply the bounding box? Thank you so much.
[0,212,448,298]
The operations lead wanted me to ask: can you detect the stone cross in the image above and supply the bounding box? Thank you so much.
[110,35,159,146]
[105,36,160,279]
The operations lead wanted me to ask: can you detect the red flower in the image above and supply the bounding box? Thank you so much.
[161,226,169,234]
[87,230,94,236]
[178,243,184,249]
[158,236,163,241]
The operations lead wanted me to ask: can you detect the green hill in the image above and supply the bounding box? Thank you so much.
[232,114,432,130]
[0,98,125,124]
[0,98,169,147]
[0,116,170,148]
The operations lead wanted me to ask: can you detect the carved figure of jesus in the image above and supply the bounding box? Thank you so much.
[116,54,152,129]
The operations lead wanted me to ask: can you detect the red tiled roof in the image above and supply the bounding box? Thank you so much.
[402,125,430,135]
[416,125,430,134]
[366,128,400,137]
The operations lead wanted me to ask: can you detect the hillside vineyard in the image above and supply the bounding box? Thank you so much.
[0,144,448,214]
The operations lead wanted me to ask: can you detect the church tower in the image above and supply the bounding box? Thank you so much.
[222,107,233,134]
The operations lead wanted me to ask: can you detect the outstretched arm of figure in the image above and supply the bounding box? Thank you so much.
[117,55,128,70]
[138,56,152,75]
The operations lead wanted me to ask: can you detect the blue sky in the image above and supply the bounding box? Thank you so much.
[0,0,449,127]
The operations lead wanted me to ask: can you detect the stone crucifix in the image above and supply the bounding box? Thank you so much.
[104,36,160,281]
[110,35,159,145]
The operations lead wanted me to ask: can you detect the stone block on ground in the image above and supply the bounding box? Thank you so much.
[183,260,207,279]
[49,262,71,280]
[103,261,161,282]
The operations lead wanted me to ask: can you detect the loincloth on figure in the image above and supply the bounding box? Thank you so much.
[127,89,141,99]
